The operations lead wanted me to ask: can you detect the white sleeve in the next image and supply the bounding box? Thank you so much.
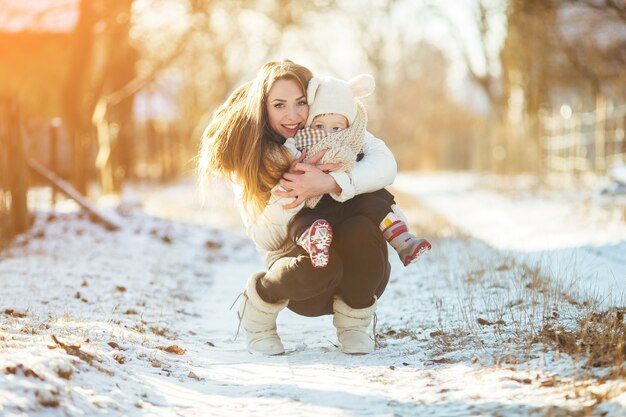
[329,131,397,202]
[283,138,302,159]
[236,183,303,252]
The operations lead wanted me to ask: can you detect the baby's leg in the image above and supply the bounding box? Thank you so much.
[343,190,431,267]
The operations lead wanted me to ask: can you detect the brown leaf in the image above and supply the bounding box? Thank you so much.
[113,353,126,364]
[51,335,94,364]
[508,376,532,384]
[4,309,26,318]
[56,367,73,380]
[4,364,44,380]
[115,286,127,293]
[425,357,456,365]
[477,318,493,326]
[35,389,59,408]
[108,341,120,349]
[157,344,185,355]
[205,240,222,250]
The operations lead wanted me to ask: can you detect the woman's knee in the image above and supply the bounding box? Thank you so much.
[336,216,386,251]
[304,248,343,292]
[281,249,343,301]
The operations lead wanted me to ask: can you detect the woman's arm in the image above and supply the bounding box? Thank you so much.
[276,149,342,209]
[235,183,303,252]
[276,133,397,207]
[328,131,397,202]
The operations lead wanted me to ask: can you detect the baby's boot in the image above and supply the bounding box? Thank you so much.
[297,219,333,268]
[381,218,431,266]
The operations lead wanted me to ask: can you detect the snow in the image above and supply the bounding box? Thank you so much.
[1,173,625,416]
[394,172,626,306]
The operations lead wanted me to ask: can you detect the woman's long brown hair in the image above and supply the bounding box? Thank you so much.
[199,59,313,217]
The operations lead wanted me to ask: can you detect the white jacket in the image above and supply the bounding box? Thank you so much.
[234,131,397,267]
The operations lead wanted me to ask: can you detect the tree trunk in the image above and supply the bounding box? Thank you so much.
[62,0,97,195]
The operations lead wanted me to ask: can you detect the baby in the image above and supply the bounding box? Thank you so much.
[284,74,431,268]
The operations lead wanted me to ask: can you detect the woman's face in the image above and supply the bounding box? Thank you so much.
[266,79,309,138]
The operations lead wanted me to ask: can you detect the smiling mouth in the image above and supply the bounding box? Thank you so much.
[283,123,300,130]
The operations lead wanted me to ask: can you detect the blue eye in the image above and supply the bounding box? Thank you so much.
[314,124,324,130]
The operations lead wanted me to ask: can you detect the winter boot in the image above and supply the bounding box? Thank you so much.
[380,216,431,266]
[237,274,289,355]
[297,219,333,268]
[332,295,377,354]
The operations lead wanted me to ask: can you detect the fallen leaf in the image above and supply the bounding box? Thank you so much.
[35,389,59,408]
[205,240,222,250]
[51,335,94,364]
[4,309,26,318]
[540,378,557,387]
[56,367,73,380]
[157,345,185,355]
[4,364,44,380]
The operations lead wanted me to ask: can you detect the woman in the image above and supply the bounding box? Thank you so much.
[199,59,397,355]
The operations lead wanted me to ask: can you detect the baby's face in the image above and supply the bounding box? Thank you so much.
[311,113,348,135]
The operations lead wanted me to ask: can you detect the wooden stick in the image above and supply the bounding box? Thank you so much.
[27,158,122,231]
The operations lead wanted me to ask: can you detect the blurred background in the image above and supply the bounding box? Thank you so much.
[1,0,625,242]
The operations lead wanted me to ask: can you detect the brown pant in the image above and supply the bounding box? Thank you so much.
[255,216,390,316]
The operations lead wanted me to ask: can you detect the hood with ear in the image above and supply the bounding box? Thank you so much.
[306,74,375,127]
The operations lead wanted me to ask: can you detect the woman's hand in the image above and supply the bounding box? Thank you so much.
[276,149,342,209]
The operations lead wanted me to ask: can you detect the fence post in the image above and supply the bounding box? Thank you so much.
[595,95,606,173]
[49,118,62,207]
[7,96,30,235]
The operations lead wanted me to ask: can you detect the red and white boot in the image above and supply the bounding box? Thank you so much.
[297,219,333,268]
[381,219,431,267]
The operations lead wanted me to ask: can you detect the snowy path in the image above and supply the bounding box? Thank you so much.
[1,176,625,416]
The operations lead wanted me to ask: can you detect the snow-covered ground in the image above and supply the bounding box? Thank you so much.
[1,173,625,416]
[394,172,626,306]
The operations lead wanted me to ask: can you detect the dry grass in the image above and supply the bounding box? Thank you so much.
[536,308,626,376]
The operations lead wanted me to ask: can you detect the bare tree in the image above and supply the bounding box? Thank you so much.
[426,0,506,113]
